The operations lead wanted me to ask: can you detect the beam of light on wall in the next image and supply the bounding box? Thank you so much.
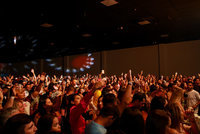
[24,65,30,69]
[32,43,37,47]
[66,69,70,73]
[49,63,55,67]
[32,39,38,44]
[45,59,52,62]
[72,69,77,73]
[31,61,38,65]
[80,68,84,72]
[55,67,62,71]
[86,65,90,69]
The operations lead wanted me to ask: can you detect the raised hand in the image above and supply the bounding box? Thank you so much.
[127,69,133,82]
[31,69,35,74]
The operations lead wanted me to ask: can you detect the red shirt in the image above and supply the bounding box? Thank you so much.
[69,90,94,134]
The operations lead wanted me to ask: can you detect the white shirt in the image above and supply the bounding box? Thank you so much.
[186,89,200,114]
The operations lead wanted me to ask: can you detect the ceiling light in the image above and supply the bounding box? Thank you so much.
[82,33,92,37]
[40,23,53,28]
[101,0,118,7]
[138,20,151,25]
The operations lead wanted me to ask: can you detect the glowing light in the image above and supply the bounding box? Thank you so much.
[32,40,38,44]
[14,36,17,45]
[80,68,84,71]
[86,65,90,69]
[49,63,55,67]
[66,69,70,73]
[72,69,77,73]
[88,53,92,57]
[90,58,94,61]
[31,61,37,65]
[32,43,37,47]
[24,65,30,69]
[45,59,52,62]
[90,62,94,65]
[55,67,62,71]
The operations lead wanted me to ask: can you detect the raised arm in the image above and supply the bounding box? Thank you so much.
[70,80,105,120]
[118,70,133,115]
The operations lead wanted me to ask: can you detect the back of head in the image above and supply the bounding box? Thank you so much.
[146,110,170,134]
[120,108,144,134]
[37,114,55,134]
[99,105,120,119]
[3,113,32,134]
[150,96,166,111]
[167,103,183,129]
[103,93,117,107]
[0,107,19,127]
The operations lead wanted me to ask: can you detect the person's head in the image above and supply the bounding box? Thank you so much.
[38,95,53,116]
[25,84,32,92]
[146,110,171,134]
[113,82,120,92]
[71,94,82,105]
[37,114,61,134]
[0,107,19,127]
[13,100,25,113]
[31,89,39,98]
[98,106,120,127]
[194,78,200,84]
[132,92,146,109]
[120,108,144,134]
[103,93,117,107]
[4,113,37,134]
[187,82,193,91]
[15,84,26,100]
[71,79,77,86]
[150,96,166,111]
[167,103,184,129]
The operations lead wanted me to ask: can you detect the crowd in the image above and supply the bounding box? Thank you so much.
[0,69,200,134]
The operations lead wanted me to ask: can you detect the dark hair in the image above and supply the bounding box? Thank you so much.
[99,106,120,119]
[120,108,144,134]
[38,95,53,116]
[37,114,55,134]
[146,110,170,134]
[132,92,145,103]
[150,96,166,111]
[167,103,183,129]
[3,113,32,134]
[103,93,117,107]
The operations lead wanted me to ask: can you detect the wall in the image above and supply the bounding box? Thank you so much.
[1,40,200,76]
[159,40,200,76]
[103,45,159,76]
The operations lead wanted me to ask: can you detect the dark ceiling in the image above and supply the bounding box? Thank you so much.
[0,0,200,62]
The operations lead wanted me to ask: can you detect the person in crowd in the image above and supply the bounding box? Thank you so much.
[3,113,37,134]
[120,107,144,134]
[37,114,61,134]
[69,80,105,134]
[185,82,200,114]
[85,106,120,134]
[146,109,179,134]
[0,69,199,134]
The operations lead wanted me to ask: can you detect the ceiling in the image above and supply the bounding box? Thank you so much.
[0,0,200,62]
